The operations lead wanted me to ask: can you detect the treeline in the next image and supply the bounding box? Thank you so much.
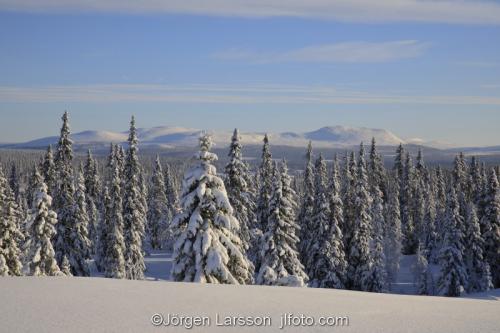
[0,113,498,298]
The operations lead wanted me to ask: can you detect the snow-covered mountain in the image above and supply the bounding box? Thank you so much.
[7,125,407,149]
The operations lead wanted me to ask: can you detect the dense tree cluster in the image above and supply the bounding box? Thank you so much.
[1,113,498,297]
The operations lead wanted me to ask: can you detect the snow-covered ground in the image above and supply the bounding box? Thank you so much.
[1,252,498,333]
[1,276,498,333]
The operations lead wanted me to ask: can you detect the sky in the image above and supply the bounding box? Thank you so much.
[0,0,499,146]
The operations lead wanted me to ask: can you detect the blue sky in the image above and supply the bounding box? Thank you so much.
[0,1,499,146]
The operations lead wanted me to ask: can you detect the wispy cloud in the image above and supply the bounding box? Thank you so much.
[1,83,500,106]
[1,0,500,24]
[212,40,430,64]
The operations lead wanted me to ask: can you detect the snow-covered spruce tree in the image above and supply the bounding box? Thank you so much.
[0,255,8,276]
[481,168,500,287]
[369,137,387,201]
[256,134,273,233]
[401,152,417,254]
[437,185,468,297]
[95,145,117,272]
[122,116,146,280]
[147,156,169,250]
[307,154,333,284]
[224,129,257,258]
[422,188,438,262]
[309,154,347,289]
[342,151,356,254]
[414,243,434,295]
[412,176,427,254]
[464,203,492,293]
[24,167,62,276]
[104,160,126,279]
[384,180,402,288]
[453,153,469,233]
[0,165,24,276]
[70,168,91,275]
[366,174,388,292]
[164,162,180,217]
[171,134,253,284]
[305,153,328,274]
[469,156,483,208]
[53,111,76,266]
[433,166,447,248]
[42,145,57,196]
[393,143,405,191]
[61,255,72,276]
[257,160,308,287]
[298,141,315,265]
[8,164,20,204]
[83,149,101,254]
[348,143,373,291]
[94,186,110,273]
[415,149,428,183]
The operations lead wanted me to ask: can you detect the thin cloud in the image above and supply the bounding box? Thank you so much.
[1,83,500,106]
[212,40,430,64]
[1,0,500,24]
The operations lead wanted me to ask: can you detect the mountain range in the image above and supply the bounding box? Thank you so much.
[2,125,424,149]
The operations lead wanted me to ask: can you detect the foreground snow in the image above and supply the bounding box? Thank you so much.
[1,277,498,333]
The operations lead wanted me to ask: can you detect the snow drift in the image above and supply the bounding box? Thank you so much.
[0,277,498,333]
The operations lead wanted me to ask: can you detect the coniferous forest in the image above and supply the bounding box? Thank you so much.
[0,112,499,297]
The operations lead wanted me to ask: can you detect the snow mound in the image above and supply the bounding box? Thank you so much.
[0,277,498,333]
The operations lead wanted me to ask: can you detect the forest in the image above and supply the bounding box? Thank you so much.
[0,112,498,298]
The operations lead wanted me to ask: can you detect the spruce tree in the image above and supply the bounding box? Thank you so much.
[422,188,438,262]
[147,156,169,250]
[298,141,315,265]
[348,143,373,291]
[312,154,348,289]
[256,134,273,233]
[437,185,468,297]
[481,168,500,287]
[224,129,257,256]
[42,145,57,196]
[366,174,388,292]
[369,137,387,200]
[24,167,62,276]
[257,160,308,287]
[83,149,101,254]
[122,116,146,280]
[342,151,357,256]
[61,255,72,276]
[414,243,433,295]
[70,168,91,275]
[464,203,492,293]
[53,111,76,266]
[401,152,417,254]
[164,162,180,218]
[0,165,24,276]
[171,134,253,284]
[8,163,20,203]
[307,154,339,286]
[94,186,110,273]
[105,161,126,279]
[384,180,402,287]
[470,156,483,208]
